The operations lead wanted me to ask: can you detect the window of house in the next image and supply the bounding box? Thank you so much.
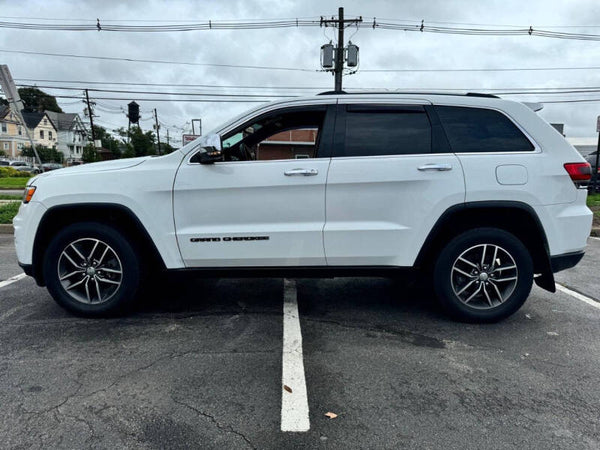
[17,143,23,150]
[3,143,8,150]
[343,107,432,157]
[49,131,53,140]
[435,106,535,153]
[40,130,44,139]
[43,119,47,125]
[18,126,22,136]
[1,123,6,133]
[215,108,326,162]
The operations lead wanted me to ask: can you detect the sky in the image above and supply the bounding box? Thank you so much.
[1,0,600,145]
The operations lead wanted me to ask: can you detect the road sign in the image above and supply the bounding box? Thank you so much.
[182,134,201,145]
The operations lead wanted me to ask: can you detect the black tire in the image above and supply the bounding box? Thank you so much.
[43,222,142,317]
[433,227,533,323]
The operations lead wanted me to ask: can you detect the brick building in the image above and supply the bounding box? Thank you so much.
[256,128,318,160]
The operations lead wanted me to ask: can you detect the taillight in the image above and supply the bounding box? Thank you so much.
[564,162,592,186]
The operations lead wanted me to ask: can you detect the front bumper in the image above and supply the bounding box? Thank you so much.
[13,200,47,266]
[550,251,585,273]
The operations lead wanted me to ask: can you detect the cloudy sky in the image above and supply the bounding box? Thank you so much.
[1,0,600,145]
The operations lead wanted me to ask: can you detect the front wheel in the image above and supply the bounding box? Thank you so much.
[43,222,142,317]
[433,228,533,323]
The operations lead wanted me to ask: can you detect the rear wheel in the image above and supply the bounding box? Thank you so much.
[433,228,533,323]
[43,222,142,316]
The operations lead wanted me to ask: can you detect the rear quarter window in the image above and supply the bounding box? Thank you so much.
[435,106,534,153]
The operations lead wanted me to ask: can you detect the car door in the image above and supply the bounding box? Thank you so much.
[324,101,466,267]
[173,104,335,268]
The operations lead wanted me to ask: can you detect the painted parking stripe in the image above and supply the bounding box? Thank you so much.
[0,273,27,290]
[281,279,310,432]
[556,284,600,310]
[590,236,600,241]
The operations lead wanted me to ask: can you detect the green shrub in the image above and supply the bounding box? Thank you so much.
[0,166,31,178]
[0,201,20,224]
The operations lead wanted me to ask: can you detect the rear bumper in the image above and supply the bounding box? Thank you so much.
[550,251,585,273]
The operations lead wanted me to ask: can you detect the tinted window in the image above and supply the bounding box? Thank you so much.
[219,109,326,161]
[436,106,534,153]
[344,110,431,157]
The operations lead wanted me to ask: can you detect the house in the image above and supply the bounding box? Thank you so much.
[45,111,88,163]
[22,112,58,149]
[256,128,318,160]
[0,105,30,158]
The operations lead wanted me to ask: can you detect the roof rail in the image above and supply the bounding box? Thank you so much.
[465,92,500,98]
[317,90,346,95]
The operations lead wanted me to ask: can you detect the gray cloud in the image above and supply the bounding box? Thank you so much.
[0,0,599,139]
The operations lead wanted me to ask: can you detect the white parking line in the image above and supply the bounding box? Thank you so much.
[0,273,27,290]
[590,236,600,241]
[281,278,310,432]
[556,284,600,310]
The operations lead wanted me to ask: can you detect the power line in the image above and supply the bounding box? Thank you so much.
[0,18,321,32]
[15,78,328,90]
[361,66,600,73]
[2,17,600,42]
[52,94,270,103]
[17,84,297,98]
[6,49,600,74]
[16,77,600,95]
[0,49,315,72]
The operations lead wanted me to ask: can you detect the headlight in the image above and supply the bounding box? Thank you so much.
[22,186,36,204]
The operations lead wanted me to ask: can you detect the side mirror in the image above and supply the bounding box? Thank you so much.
[197,133,223,164]
[199,148,223,164]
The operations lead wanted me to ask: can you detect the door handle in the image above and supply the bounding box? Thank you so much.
[284,168,318,176]
[417,163,453,171]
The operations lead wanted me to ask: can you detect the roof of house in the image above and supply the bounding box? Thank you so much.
[0,105,9,120]
[22,112,45,129]
[45,111,80,131]
[22,112,57,130]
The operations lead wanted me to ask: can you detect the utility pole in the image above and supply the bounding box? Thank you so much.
[166,128,170,146]
[84,89,97,147]
[320,7,362,91]
[153,108,161,155]
[0,64,42,166]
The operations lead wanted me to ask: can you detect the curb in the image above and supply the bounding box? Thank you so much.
[592,228,600,237]
[0,224,13,235]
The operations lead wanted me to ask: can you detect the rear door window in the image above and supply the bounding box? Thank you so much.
[435,106,534,153]
[343,106,432,157]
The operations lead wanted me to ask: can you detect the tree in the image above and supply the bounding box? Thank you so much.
[82,144,98,163]
[116,126,156,157]
[93,125,122,158]
[21,145,63,163]
[18,87,63,113]
[161,142,177,154]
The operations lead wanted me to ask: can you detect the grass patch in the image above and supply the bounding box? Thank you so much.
[0,194,21,200]
[587,193,600,208]
[0,177,29,189]
[0,201,20,224]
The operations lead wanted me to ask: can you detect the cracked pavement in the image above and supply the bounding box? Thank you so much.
[0,235,599,448]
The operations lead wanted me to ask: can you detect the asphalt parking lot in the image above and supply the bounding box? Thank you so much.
[0,235,599,449]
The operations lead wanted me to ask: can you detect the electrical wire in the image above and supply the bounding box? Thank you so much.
[1,17,600,42]
[17,84,298,98]
[16,78,328,90]
[0,49,316,72]
[7,49,600,75]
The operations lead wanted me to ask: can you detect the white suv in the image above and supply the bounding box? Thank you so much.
[13,93,593,322]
